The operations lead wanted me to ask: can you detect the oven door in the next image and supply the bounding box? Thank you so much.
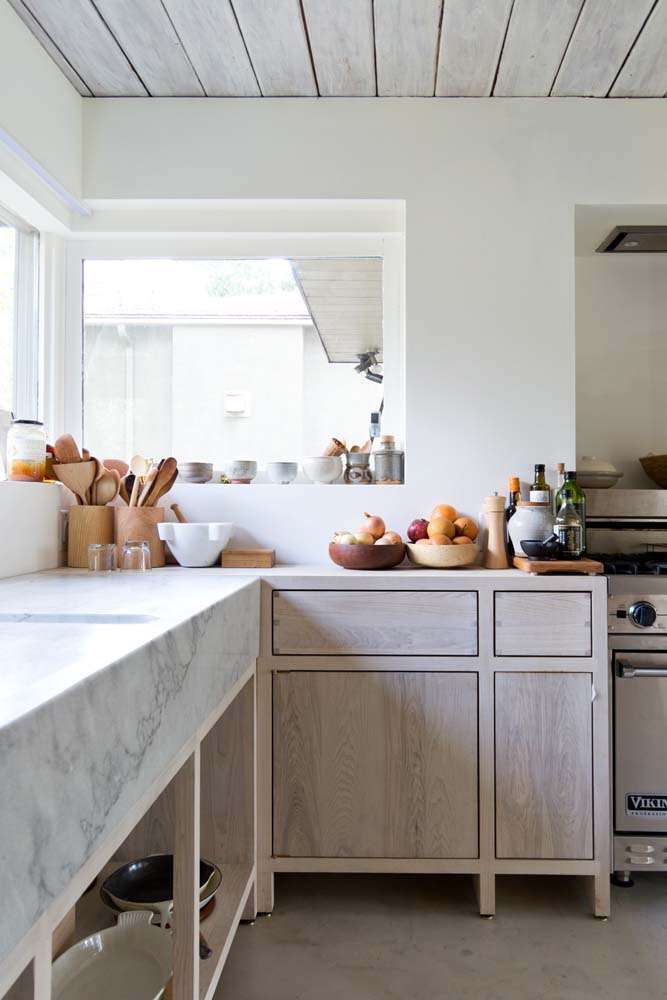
[615,652,667,833]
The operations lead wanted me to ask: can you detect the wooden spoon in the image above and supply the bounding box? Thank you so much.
[171,503,187,523]
[143,457,178,507]
[53,460,96,506]
[90,457,104,505]
[137,467,158,507]
[95,468,120,506]
[120,473,133,505]
[53,434,82,464]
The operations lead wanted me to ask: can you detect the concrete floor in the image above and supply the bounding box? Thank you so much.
[217,873,667,1000]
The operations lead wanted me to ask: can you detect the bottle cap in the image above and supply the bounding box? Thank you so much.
[566,470,577,479]
[556,462,565,473]
[509,476,520,491]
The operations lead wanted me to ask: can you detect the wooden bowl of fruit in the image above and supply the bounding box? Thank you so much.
[405,504,479,570]
[329,514,405,570]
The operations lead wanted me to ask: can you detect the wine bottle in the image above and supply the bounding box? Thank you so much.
[555,495,583,558]
[530,464,550,504]
[554,471,587,552]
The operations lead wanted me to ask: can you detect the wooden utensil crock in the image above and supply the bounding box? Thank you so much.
[115,507,166,568]
[68,505,115,568]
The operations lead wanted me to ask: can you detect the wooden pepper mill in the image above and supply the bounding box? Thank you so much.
[483,493,510,569]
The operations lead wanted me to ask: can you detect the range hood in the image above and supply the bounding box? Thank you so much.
[596,226,667,253]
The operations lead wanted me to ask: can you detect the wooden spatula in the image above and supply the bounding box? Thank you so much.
[53,434,82,464]
[142,457,178,507]
[53,460,96,505]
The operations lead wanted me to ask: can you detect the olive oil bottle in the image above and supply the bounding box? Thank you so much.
[530,464,550,504]
[554,471,587,552]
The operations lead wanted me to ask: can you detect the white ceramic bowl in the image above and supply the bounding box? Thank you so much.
[225,460,257,483]
[52,911,171,1000]
[267,461,298,484]
[158,522,233,567]
[577,457,623,490]
[302,456,343,484]
[178,462,213,484]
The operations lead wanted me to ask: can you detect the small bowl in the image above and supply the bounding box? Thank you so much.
[178,462,213,484]
[406,542,478,569]
[329,542,405,570]
[225,460,257,484]
[303,456,342,484]
[267,461,298,484]
[158,521,232,567]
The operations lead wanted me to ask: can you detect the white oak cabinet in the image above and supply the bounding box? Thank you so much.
[495,672,593,859]
[273,671,478,859]
[258,573,609,920]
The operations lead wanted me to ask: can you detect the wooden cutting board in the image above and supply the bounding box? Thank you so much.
[513,556,603,576]
[220,548,275,568]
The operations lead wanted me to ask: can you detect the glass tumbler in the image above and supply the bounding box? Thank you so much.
[88,543,116,573]
[121,539,151,572]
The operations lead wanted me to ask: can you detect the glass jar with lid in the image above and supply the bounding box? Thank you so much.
[6,419,46,482]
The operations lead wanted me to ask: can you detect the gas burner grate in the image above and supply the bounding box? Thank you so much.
[590,553,667,576]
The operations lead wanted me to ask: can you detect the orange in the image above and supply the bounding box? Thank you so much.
[428,516,456,539]
[454,516,479,541]
[453,535,473,545]
[431,504,458,523]
[428,533,451,546]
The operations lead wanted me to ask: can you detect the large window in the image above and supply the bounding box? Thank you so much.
[0,206,39,419]
[82,257,392,473]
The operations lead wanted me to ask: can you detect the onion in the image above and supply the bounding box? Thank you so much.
[360,512,386,540]
[335,531,357,545]
[354,531,375,545]
[376,531,402,545]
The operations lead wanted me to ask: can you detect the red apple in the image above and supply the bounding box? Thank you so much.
[407,518,429,542]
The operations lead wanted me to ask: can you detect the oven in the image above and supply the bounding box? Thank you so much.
[589,489,667,883]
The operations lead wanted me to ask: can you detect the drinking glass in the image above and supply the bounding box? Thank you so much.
[121,539,151,572]
[88,543,116,573]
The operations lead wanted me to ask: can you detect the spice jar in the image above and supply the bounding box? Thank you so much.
[6,419,46,482]
[373,436,404,484]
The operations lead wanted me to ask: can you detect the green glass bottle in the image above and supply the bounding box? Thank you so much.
[554,470,587,552]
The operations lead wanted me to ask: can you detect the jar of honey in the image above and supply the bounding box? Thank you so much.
[7,419,46,481]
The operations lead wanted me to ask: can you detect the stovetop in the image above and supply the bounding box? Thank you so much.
[590,552,667,576]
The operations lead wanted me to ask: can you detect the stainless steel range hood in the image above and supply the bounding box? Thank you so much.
[596,226,667,253]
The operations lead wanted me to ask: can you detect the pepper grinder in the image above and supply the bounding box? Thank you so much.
[483,493,510,569]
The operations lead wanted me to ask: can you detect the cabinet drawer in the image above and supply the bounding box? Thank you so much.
[494,591,592,657]
[273,671,479,858]
[272,590,478,656]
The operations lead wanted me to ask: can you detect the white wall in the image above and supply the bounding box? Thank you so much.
[74,98,667,559]
[0,1,82,230]
[577,255,667,488]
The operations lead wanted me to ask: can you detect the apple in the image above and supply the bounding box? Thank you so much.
[407,518,429,542]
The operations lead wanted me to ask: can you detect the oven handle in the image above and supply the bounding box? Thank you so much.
[618,661,667,679]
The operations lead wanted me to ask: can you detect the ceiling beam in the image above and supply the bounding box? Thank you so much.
[374,0,443,96]
[610,0,667,97]
[302,0,375,96]
[230,0,318,96]
[494,0,584,96]
[436,0,514,96]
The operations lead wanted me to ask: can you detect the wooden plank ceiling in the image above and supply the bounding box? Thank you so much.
[7,0,667,98]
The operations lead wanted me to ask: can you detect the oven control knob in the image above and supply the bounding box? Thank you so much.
[628,601,657,628]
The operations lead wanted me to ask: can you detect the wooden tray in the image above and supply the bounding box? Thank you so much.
[513,556,603,576]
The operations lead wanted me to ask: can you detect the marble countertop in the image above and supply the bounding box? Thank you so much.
[0,568,260,964]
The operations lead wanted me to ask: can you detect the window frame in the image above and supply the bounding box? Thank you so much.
[0,204,39,419]
[62,233,405,457]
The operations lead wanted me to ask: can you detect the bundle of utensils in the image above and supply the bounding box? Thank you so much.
[120,454,178,507]
[51,434,124,506]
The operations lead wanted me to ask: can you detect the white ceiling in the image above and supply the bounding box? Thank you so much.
[7,0,667,99]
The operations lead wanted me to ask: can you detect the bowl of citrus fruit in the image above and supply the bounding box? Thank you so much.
[406,504,479,569]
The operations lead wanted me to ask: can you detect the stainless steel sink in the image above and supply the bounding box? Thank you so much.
[0,613,157,624]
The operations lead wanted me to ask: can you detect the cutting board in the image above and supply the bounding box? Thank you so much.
[513,556,603,576]
[221,548,275,568]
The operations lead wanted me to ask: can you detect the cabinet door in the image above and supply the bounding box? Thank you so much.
[273,671,478,858]
[495,672,593,859]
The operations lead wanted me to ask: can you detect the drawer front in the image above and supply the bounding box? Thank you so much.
[273,671,479,858]
[494,591,592,657]
[272,590,478,656]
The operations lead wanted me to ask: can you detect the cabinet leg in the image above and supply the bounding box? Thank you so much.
[587,873,611,918]
[473,872,495,917]
[256,869,275,914]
